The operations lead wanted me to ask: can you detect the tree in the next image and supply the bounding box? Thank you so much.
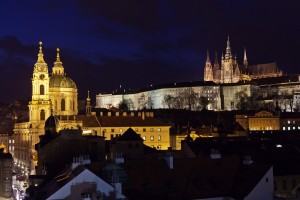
[162,94,174,109]
[118,98,133,111]
[234,91,252,110]
[118,100,128,111]
[199,96,209,110]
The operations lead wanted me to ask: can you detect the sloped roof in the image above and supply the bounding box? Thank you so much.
[116,128,144,141]
[122,156,271,199]
[97,116,169,127]
[77,115,100,127]
[248,62,280,74]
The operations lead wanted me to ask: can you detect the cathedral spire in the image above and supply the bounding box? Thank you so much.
[225,36,232,59]
[37,41,45,63]
[214,52,219,69]
[86,90,92,116]
[206,50,210,62]
[52,48,64,75]
[243,47,248,68]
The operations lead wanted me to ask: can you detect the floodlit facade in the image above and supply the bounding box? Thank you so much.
[248,111,280,131]
[204,36,282,83]
[13,43,82,174]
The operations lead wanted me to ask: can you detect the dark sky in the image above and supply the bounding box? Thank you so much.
[0,0,300,103]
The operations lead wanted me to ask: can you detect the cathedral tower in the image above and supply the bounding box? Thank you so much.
[221,36,240,83]
[204,51,213,82]
[29,42,52,122]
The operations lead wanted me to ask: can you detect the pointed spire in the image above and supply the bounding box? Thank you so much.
[206,50,210,62]
[37,41,45,63]
[225,35,232,59]
[86,90,91,116]
[243,47,248,68]
[52,48,64,75]
[214,52,219,69]
[56,48,61,62]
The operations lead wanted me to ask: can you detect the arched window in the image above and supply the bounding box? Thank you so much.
[40,85,45,95]
[61,99,65,111]
[40,109,45,120]
[70,100,72,110]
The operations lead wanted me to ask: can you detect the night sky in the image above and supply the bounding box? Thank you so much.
[0,1,300,103]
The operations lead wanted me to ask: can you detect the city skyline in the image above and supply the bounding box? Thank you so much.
[0,1,300,103]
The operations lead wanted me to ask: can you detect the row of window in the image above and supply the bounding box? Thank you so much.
[105,128,161,133]
[283,127,300,130]
[142,135,161,141]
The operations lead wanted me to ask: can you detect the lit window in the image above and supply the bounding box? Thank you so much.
[150,136,154,141]
[298,127,300,130]
[288,127,291,131]
[288,120,291,124]
[142,136,146,141]
[135,128,138,132]
[157,145,161,150]
[119,128,123,132]
[9,140,11,143]
[158,135,161,141]
[293,127,296,130]
[150,128,154,132]
[158,128,161,132]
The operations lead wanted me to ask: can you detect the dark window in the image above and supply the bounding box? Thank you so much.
[283,180,287,190]
[40,110,45,120]
[61,99,65,111]
[143,128,146,132]
[40,85,45,95]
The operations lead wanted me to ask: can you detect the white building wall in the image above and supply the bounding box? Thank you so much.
[245,166,274,200]
[96,85,221,110]
[47,168,126,199]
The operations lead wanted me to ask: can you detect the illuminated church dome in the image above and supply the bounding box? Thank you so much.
[49,75,77,89]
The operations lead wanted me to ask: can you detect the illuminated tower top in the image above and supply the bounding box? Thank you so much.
[52,48,65,75]
[243,47,248,68]
[86,90,92,116]
[37,41,45,63]
[225,36,232,59]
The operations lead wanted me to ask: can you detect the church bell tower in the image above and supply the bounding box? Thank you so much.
[28,42,52,122]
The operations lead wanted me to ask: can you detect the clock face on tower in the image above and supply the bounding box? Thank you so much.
[39,74,45,80]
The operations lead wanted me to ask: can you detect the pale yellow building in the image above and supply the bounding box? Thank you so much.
[248,111,280,131]
[97,111,171,150]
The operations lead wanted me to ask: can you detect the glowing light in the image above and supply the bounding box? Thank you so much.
[276,144,282,148]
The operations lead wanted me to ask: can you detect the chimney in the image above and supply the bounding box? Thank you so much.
[164,155,174,169]
[112,176,123,199]
[210,149,221,159]
[115,153,124,164]
[243,156,253,165]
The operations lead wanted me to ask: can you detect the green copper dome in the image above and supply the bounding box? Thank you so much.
[49,75,77,89]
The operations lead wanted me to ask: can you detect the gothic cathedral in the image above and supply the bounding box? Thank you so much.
[204,36,283,83]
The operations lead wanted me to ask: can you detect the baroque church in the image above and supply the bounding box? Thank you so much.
[204,36,283,83]
[13,42,85,174]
